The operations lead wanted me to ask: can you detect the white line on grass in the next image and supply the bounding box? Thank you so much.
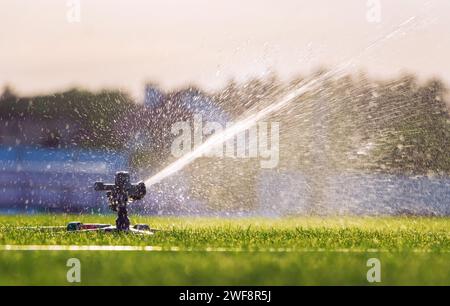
[0,245,448,253]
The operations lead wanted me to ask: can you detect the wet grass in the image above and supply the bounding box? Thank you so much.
[0,214,449,285]
[0,214,449,251]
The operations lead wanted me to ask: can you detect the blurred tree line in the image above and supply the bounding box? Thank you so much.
[0,87,138,150]
[0,71,449,179]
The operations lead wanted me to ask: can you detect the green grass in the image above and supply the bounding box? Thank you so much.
[0,214,449,285]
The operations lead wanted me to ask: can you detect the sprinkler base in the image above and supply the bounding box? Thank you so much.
[66,222,155,235]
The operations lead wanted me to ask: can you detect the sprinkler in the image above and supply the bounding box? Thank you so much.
[94,171,146,231]
[17,171,155,235]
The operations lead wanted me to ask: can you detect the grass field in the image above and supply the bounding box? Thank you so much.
[0,214,449,285]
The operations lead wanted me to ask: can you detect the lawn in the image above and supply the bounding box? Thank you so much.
[0,214,449,285]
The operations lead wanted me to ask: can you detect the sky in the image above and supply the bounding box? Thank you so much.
[1,0,449,100]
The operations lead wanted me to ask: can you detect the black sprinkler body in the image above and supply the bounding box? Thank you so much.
[95,171,146,231]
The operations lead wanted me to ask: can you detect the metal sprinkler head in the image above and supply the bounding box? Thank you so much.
[94,171,146,231]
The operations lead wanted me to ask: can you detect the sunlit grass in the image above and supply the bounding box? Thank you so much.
[0,214,448,251]
[0,214,449,285]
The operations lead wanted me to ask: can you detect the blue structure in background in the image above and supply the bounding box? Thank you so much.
[258,171,450,216]
[0,146,128,212]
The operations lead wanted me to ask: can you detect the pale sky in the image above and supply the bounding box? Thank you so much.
[1,0,449,99]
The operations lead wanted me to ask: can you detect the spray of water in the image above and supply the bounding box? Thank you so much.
[144,17,420,187]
